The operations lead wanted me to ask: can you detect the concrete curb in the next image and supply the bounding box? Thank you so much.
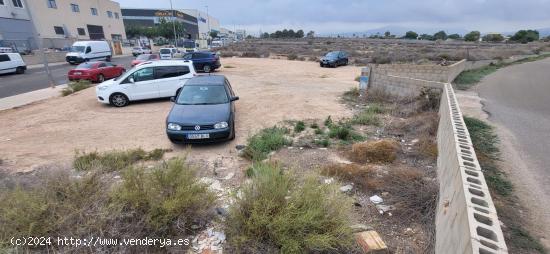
[0,84,68,111]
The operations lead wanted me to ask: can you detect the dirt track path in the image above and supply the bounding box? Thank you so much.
[476,57,550,249]
[0,58,359,172]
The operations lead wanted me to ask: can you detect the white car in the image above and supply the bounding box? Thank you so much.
[159,47,180,60]
[0,53,27,75]
[66,41,112,64]
[95,60,196,107]
[132,47,152,56]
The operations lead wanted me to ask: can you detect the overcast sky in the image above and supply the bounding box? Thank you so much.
[116,0,550,35]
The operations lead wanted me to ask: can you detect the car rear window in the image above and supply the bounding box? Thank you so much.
[76,62,95,69]
[177,85,229,105]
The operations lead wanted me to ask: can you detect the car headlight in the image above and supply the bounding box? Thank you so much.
[167,123,182,131]
[97,86,109,91]
[214,122,228,129]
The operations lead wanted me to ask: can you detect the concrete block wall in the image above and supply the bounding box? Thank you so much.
[369,73,446,98]
[369,59,466,83]
[436,84,508,254]
[22,52,68,66]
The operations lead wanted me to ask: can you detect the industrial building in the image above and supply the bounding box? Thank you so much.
[121,8,199,40]
[180,9,220,40]
[0,0,37,51]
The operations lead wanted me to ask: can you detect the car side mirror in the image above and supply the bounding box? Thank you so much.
[231,96,239,101]
[129,77,135,84]
[170,96,176,102]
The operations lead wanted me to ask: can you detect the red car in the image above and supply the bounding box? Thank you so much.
[68,61,125,83]
[131,54,160,67]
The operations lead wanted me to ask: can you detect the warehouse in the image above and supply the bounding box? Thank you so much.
[121,8,199,40]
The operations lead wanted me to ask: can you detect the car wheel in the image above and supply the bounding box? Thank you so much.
[320,63,324,68]
[97,74,105,83]
[203,65,212,73]
[15,67,25,74]
[109,93,129,107]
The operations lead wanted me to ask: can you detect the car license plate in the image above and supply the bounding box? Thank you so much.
[187,134,210,139]
[74,72,82,75]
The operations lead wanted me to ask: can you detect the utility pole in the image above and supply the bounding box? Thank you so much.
[205,5,210,41]
[169,0,177,46]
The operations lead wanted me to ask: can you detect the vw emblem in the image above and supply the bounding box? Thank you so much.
[194,125,201,131]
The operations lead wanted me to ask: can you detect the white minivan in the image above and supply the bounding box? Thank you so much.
[95,60,196,107]
[0,53,27,75]
[66,41,112,64]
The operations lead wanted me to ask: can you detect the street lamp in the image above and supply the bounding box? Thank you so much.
[169,0,177,46]
[205,5,210,39]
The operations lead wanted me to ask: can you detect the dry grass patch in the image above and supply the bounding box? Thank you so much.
[416,136,438,159]
[322,163,382,191]
[351,139,400,163]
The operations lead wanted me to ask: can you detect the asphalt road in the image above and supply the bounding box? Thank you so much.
[477,57,550,239]
[0,56,134,99]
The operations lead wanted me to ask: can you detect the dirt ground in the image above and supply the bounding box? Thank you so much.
[0,58,359,172]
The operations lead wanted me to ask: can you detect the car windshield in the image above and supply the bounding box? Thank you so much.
[325,52,339,59]
[183,41,195,48]
[76,62,95,69]
[70,46,86,53]
[177,85,229,105]
[160,49,171,54]
[133,47,141,50]
[136,54,150,60]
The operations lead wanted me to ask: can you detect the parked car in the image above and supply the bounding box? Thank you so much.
[166,75,238,143]
[95,60,196,107]
[0,53,26,75]
[131,54,160,67]
[68,61,125,83]
[132,47,152,56]
[0,47,14,53]
[66,41,112,64]
[159,48,174,60]
[320,51,349,68]
[182,52,221,73]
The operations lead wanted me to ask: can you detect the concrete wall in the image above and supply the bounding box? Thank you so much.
[436,84,507,254]
[369,72,446,98]
[369,60,466,83]
[22,52,67,65]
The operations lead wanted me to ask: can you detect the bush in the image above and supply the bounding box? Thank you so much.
[112,158,216,234]
[225,163,353,253]
[287,54,298,60]
[328,124,351,140]
[310,123,319,129]
[315,138,330,147]
[74,148,168,172]
[352,110,381,126]
[243,127,292,161]
[324,116,333,127]
[351,139,400,163]
[294,121,306,133]
[61,80,92,96]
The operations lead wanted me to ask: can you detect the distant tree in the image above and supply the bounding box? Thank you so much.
[448,34,461,40]
[419,34,434,40]
[306,30,315,38]
[482,33,504,42]
[261,32,270,39]
[433,30,447,40]
[246,35,253,39]
[209,31,219,38]
[464,31,481,42]
[510,30,539,43]
[296,29,304,38]
[384,31,391,38]
[404,31,418,39]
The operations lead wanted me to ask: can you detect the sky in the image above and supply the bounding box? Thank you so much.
[115,0,550,35]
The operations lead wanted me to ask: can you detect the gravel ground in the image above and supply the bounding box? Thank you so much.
[0,58,359,172]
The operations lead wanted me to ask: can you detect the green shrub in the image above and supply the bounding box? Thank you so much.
[310,123,319,129]
[324,116,333,127]
[314,128,324,135]
[294,121,306,133]
[315,138,330,147]
[243,127,292,161]
[113,158,216,233]
[287,54,298,60]
[74,148,168,172]
[61,80,92,96]
[352,110,381,126]
[226,163,353,253]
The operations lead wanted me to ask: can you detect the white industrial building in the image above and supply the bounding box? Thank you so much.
[180,9,220,40]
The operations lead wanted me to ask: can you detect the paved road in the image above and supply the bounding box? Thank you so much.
[0,56,133,99]
[477,57,550,243]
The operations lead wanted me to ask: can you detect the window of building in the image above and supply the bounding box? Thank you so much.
[54,26,65,35]
[91,7,98,16]
[70,3,79,12]
[12,0,23,8]
[114,12,119,19]
[107,11,113,18]
[77,28,86,36]
[46,0,56,8]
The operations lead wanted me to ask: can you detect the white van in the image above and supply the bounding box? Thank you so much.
[66,41,112,64]
[95,60,196,107]
[0,53,27,75]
